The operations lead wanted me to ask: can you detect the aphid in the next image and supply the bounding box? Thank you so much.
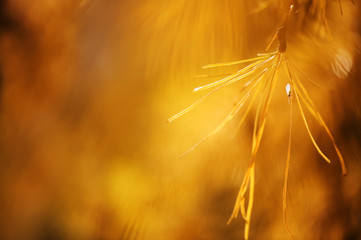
[286,83,291,98]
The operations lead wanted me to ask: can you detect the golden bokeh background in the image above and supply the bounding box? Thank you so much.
[0,0,360,239]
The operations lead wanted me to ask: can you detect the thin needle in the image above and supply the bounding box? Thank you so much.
[283,81,294,238]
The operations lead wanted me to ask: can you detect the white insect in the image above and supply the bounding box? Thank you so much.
[285,83,291,98]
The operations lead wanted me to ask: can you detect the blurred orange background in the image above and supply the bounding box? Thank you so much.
[0,0,360,239]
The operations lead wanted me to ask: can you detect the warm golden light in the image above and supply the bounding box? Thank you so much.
[0,0,360,239]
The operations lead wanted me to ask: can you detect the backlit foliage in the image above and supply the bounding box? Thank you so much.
[0,0,360,240]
